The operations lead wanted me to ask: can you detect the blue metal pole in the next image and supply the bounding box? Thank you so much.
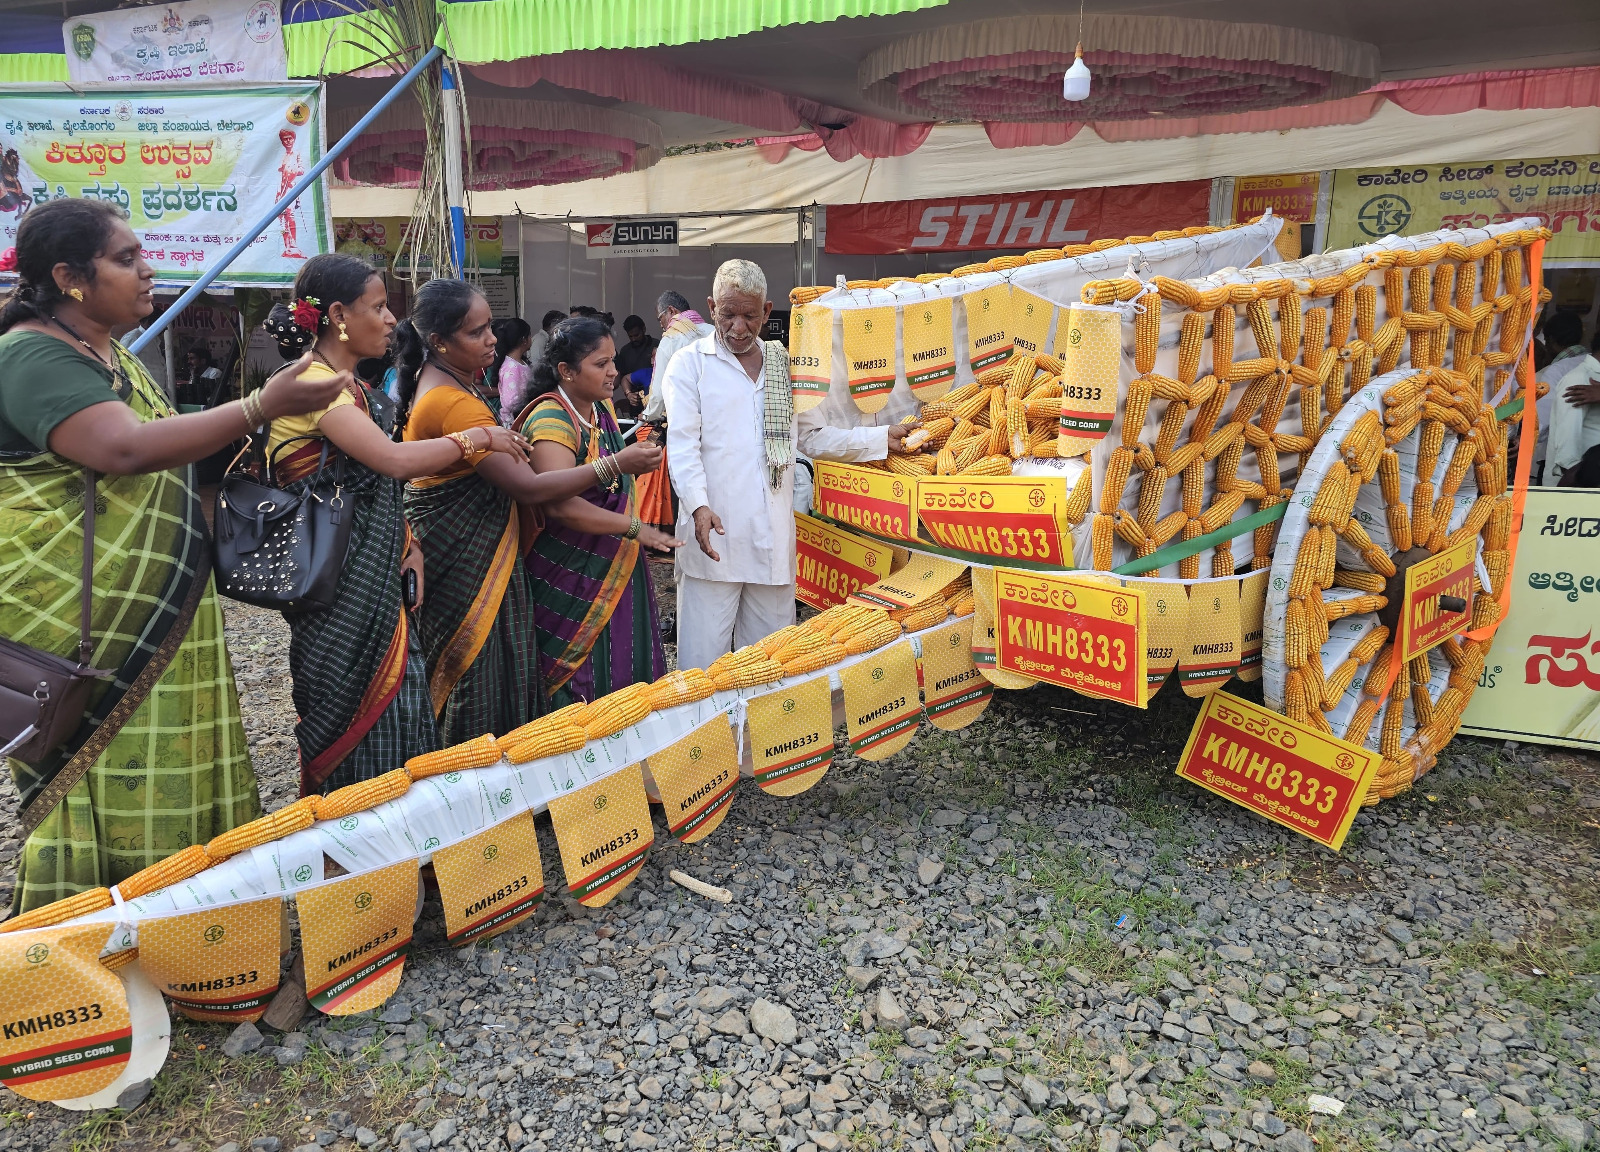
[130,44,445,357]
[440,62,468,278]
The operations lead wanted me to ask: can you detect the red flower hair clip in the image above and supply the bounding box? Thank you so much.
[0,248,16,273]
[290,296,322,330]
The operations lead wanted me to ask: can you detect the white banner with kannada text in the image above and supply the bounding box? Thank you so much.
[63,0,286,86]
[0,84,330,286]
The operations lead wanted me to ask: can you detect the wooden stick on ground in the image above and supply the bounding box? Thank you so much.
[669,870,732,903]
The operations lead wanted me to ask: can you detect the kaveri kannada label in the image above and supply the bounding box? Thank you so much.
[994,570,1147,706]
[915,475,1072,565]
[813,460,915,541]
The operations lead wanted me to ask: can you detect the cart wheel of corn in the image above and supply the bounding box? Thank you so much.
[1260,254,1530,802]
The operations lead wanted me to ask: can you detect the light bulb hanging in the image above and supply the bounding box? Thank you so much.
[1062,43,1091,102]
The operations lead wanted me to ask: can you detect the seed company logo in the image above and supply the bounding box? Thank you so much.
[594,794,608,811]
[1028,488,1045,508]
[293,865,314,883]
[423,837,440,850]
[203,925,225,944]
[339,816,359,831]
[872,668,885,682]
[354,892,373,912]
[444,771,462,783]
[689,746,703,761]
[1112,596,1129,617]
[483,844,499,862]
[782,698,796,712]
[70,23,96,61]
[24,944,48,965]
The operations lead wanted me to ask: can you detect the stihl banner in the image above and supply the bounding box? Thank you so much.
[823,181,1211,255]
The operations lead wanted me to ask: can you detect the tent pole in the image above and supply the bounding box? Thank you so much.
[440,60,468,278]
[130,44,445,357]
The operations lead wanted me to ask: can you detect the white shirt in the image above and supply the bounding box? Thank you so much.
[1532,345,1588,466]
[795,373,920,464]
[642,317,713,423]
[664,334,796,585]
[1546,354,1600,486]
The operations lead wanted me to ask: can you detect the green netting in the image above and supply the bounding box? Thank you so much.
[440,0,950,64]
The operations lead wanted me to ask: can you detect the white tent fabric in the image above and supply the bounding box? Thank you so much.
[331,104,1600,246]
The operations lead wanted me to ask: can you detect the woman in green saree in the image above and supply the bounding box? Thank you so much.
[0,199,347,914]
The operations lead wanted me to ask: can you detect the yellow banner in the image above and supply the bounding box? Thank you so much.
[813,460,916,541]
[1462,489,1600,748]
[995,570,1147,706]
[1326,156,1600,265]
[794,512,897,611]
[902,297,958,401]
[1397,537,1475,662]
[841,640,923,760]
[850,555,968,612]
[1176,691,1380,850]
[299,860,417,1016]
[919,617,992,730]
[432,813,545,946]
[748,675,835,796]
[0,924,132,1102]
[1055,304,1122,456]
[1181,579,1241,696]
[788,303,833,411]
[547,765,654,907]
[138,899,282,1022]
[915,475,1073,566]
[649,718,740,843]
[840,306,897,413]
[964,283,1011,373]
[1010,287,1054,358]
[971,565,1036,689]
[1141,580,1190,691]
[1237,569,1270,683]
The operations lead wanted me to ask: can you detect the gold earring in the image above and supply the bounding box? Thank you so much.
[435,345,447,354]
[68,288,83,302]
[338,322,349,343]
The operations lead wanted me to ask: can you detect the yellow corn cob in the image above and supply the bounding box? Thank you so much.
[1288,535,1322,599]
[1026,374,1063,400]
[1027,424,1059,457]
[949,592,977,617]
[709,650,786,690]
[206,797,319,861]
[1062,466,1093,524]
[1201,490,1246,534]
[1101,446,1133,509]
[1246,299,1277,361]
[1325,593,1386,621]
[1285,598,1310,667]
[1136,465,1168,527]
[955,437,988,472]
[117,843,211,901]
[1113,509,1148,548]
[101,948,139,972]
[0,886,114,932]
[645,669,716,711]
[1323,658,1360,707]
[1342,697,1381,745]
[890,452,937,476]
[1483,549,1509,597]
[942,380,982,408]
[1176,310,1205,384]
[407,733,502,779]
[1300,649,1327,708]
[772,629,829,664]
[1211,305,1234,377]
[809,602,875,641]
[977,364,1012,388]
[904,417,955,451]
[1153,402,1188,462]
[934,446,959,475]
[1122,382,1151,446]
[1092,513,1115,570]
[1134,294,1162,375]
[1007,355,1038,400]
[497,702,586,751]
[780,641,848,676]
[918,400,957,421]
[758,625,806,657]
[842,615,903,655]
[1025,395,1063,420]
[1317,524,1339,588]
[952,389,989,424]
[962,454,1014,477]
[314,768,412,823]
[1284,669,1310,721]
[896,599,953,633]
[1007,397,1028,458]
[502,720,585,764]
[1385,501,1412,553]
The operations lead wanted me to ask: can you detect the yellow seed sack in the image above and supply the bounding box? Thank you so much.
[748,676,835,796]
[299,859,418,1016]
[139,899,284,1022]
[648,717,741,843]
[546,764,654,908]
[432,812,545,947]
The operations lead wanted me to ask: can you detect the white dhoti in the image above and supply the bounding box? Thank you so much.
[675,575,796,672]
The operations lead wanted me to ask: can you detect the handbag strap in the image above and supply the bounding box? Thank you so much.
[78,469,96,668]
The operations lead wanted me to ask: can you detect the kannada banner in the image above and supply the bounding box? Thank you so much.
[1461,489,1600,749]
[0,83,329,285]
[335,216,502,274]
[63,0,287,86]
[1327,156,1600,266]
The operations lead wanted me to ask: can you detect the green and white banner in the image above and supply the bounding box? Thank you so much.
[0,82,329,285]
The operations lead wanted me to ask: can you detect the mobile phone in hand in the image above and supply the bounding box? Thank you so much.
[404,568,419,609]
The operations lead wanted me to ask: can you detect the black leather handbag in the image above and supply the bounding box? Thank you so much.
[0,471,113,762]
[213,434,352,613]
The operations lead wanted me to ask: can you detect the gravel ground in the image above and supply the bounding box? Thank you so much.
[1,586,1596,1152]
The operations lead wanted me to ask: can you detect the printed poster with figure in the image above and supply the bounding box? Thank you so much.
[0,83,329,285]
[1461,489,1600,748]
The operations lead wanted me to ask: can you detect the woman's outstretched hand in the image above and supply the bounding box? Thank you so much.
[636,526,682,552]
[478,425,532,463]
[614,440,663,475]
[259,352,350,420]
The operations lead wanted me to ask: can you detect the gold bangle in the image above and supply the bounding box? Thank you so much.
[240,391,265,429]
[624,515,642,540]
[448,431,477,459]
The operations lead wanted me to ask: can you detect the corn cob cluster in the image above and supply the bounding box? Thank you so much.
[1071,226,1548,586]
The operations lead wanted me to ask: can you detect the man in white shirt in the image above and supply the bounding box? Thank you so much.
[1530,313,1589,484]
[663,261,912,670]
[1547,330,1600,486]
[641,291,712,425]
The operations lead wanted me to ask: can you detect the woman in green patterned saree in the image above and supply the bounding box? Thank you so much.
[0,199,348,914]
